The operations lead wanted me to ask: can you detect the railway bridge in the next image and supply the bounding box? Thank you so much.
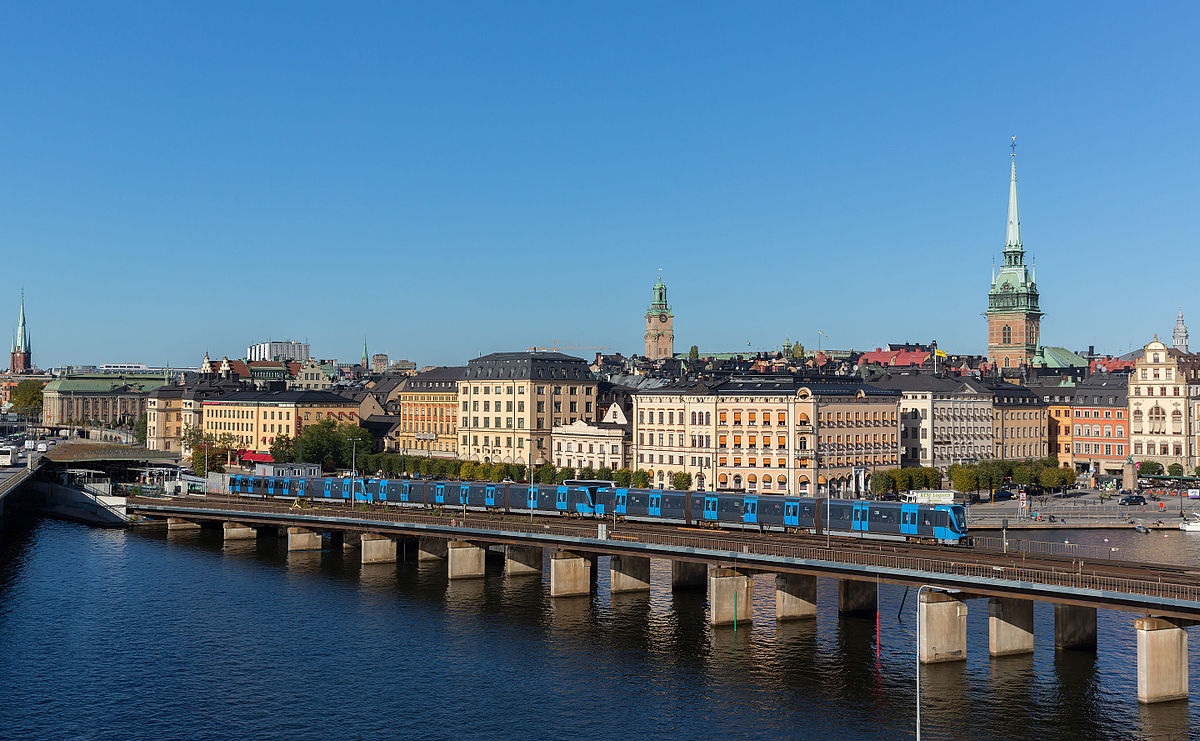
[128,494,1200,705]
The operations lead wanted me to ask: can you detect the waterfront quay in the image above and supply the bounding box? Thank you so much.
[129,493,1200,705]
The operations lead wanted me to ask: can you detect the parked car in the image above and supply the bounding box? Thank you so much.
[1119,494,1147,506]
[992,490,1015,502]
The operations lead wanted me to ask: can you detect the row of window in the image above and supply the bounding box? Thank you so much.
[1074,443,1124,456]
[463,385,594,396]
[1073,424,1125,438]
[1132,442,1184,457]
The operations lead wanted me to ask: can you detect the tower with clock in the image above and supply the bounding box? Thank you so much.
[644,272,674,361]
[986,139,1042,369]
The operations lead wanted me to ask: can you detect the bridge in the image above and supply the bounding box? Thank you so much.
[128,493,1200,705]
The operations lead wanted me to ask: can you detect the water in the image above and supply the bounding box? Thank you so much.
[1,516,1198,740]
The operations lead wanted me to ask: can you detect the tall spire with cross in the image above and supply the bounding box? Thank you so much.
[986,138,1043,370]
[1004,136,1023,259]
[9,291,32,373]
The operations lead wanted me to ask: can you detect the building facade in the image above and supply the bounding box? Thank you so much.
[1070,374,1129,477]
[552,404,631,471]
[288,358,336,390]
[643,275,674,361]
[42,373,171,427]
[457,352,598,466]
[1128,338,1200,471]
[1028,379,1077,468]
[247,340,310,362]
[874,374,994,470]
[1174,310,1190,354]
[395,366,465,456]
[988,382,1048,460]
[986,148,1043,369]
[146,379,239,453]
[201,390,360,456]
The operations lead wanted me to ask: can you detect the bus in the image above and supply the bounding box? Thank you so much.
[0,448,17,466]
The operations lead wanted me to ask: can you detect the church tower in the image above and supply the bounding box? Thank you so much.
[1174,309,1189,353]
[9,293,31,374]
[644,273,674,360]
[986,140,1043,369]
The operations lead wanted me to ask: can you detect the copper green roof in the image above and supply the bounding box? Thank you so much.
[43,373,171,394]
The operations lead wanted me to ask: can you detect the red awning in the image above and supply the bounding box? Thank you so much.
[241,452,274,463]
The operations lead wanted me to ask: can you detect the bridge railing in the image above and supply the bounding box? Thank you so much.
[128,496,1200,605]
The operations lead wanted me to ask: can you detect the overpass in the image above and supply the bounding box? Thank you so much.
[129,494,1200,704]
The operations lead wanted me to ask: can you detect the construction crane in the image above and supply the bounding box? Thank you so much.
[528,342,611,353]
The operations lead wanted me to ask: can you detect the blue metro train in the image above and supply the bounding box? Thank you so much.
[226,474,971,546]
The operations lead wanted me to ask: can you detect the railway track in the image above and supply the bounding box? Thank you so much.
[131,493,1200,589]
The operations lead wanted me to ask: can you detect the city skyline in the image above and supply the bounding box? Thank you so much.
[5,4,1200,367]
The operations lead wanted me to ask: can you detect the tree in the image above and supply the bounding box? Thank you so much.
[671,472,693,491]
[1168,463,1185,477]
[613,468,633,487]
[184,429,236,476]
[536,465,557,485]
[1038,465,1062,491]
[949,465,978,494]
[459,461,476,480]
[919,467,942,489]
[555,466,576,484]
[1137,460,1164,476]
[688,345,700,361]
[891,468,914,492]
[1056,467,1077,490]
[133,413,148,445]
[579,465,597,481]
[873,469,896,495]
[10,379,44,417]
[270,433,295,464]
[508,464,527,482]
[976,460,1006,493]
[296,419,341,471]
[791,342,805,360]
[339,423,374,469]
[631,469,651,488]
[1013,464,1038,488]
[489,462,508,482]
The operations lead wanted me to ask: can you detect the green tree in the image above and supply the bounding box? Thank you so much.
[339,423,374,469]
[688,345,700,361]
[270,433,295,464]
[509,464,527,482]
[579,465,597,481]
[919,467,942,489]
[949,465,978,494]
[537,465,557,485]
[555,466,576,484]
[459,461,476,480]
[10,379,44,417]
[296,419,341,470]
[976,460,1006,493]
[1013,464,1038,488]
[489,462,508,482]
[1037,465,1061,491]
[891,467,914,492]
[1168,463,1185,477]
[1057,467,1078,490]
[1137,460,1163,476]
[791,342,805,360]
[631,469,651,488]
[873,469,896,495]
[613,468,633,487]
[133,412,148,445]
[671,472,693,491]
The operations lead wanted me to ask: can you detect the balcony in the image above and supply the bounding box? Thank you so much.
[795,424,814,434]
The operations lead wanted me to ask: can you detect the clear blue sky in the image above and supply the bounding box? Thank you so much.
[4,2,1198,368]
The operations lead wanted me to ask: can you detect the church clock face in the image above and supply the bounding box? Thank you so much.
[659,314,668,323]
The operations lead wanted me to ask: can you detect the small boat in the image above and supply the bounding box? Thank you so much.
[1134,523,1152,534]
[1179,513,1200,532]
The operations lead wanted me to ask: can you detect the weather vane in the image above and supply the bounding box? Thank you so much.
[1010,136,1016,157]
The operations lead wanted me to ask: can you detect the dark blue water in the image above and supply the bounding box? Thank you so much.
[1,516,1197,740]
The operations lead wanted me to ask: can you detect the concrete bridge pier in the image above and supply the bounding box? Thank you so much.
[222,522,257,541]
[775,573,817,621]
[505,545,543,576]
[671,560,708,591]
[919,590,968,663]
[417,538,448,562]
[709,568,754,627]
[167,517,201,531]
[988,597,1035,657]
[1054,604,1098,651]
[838,579,876,616]
[360,533,397,564]
[287,526,323,552]
[550,550,592,598]
[1136,617,1190,704]
[610,555,651,594]
[447,541,486,579]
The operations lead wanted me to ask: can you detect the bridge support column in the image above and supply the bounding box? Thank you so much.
[1054,604,1097,651]
[775,574,817,621]
[287,527,322,552]
[360,533,397,564]
[550,550,592,598]
[505,545,543,576]
[709,568,753,627]
[417,538,447,562]
[671,560,707,591]
[167,517,200,531]
[838,579,876,615]
[988,597,1035,657]
[447,541,486,579]
[222,522,257,541]
[1136,617,1190,704]
[919,590,968,663]
[610,555,651,594]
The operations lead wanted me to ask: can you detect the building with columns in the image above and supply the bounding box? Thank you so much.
[643,274,674,361]
[986,144,1043,369]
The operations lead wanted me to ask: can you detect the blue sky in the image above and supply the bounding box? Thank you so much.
[4,2,1199,368]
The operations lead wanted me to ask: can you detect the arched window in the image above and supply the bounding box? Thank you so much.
[1002,325,1012,344]
[733,474,743,489]
[718,473,728,487]
[1149,405,1166,433]
[762,474,772,490]
[747,474,758,491]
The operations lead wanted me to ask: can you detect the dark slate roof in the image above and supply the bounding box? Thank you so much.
[1071,375,1129,407]
[204,390,358,404]
[466,352,592,381]
[361,415,403,438]
[405,366,467,390]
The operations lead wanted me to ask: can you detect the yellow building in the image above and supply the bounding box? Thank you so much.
[395,366,465,456]
[201,390,360,456]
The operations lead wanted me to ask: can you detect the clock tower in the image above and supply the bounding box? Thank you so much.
[644,273,674,361]
[986,140,1042,369]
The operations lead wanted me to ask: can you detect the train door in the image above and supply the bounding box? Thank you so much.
[229,476,240,494]
[485,484,497,507]
[341,479,352,500]
[703,495,718,521]
[556,486,569,512]
[378,480,389,502]
[267,478,276,496]
[743,496,758,524]
[614,489,628,515]
[282,478,291,496]
[852,502,869,533]
[400,482,411,502]
[434,483,446,504]
[296,479,307,498]
[649,492,662,517]
[900,504,919,536]
[527,485,538,511]
[323,479,333,498]
[458,484,469,506]
[783,500,800,528]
